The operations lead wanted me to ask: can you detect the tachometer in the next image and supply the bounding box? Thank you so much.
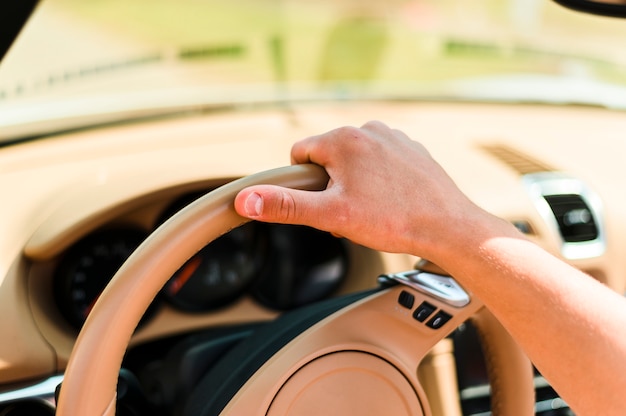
[53,228,148,329]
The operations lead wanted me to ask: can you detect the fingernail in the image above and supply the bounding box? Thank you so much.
[244,192,263,217]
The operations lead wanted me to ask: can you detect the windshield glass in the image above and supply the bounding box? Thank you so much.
[2,0,626,140]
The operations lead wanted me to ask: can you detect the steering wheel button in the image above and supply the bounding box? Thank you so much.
[426,310,452,329]
[412,301,436,322]
[398,291,415,309]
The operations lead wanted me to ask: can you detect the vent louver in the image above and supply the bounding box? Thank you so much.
[543,194,599,242]
[522,172,605,260]
[480,144,554,175]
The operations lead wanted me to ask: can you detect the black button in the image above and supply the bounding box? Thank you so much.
[398,291,415,309]
[426,311,452,329]
[413,301,436,322]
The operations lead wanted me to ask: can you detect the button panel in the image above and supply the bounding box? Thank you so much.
[395,288,454,330]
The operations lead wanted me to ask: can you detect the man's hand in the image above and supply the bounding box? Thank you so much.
[234,120,487,262]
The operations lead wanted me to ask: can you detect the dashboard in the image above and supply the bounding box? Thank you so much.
[2,100,626,415]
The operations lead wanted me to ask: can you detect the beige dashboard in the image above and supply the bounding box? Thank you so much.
[1,100,626,394]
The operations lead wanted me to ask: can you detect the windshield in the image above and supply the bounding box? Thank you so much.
[2,0,626,141]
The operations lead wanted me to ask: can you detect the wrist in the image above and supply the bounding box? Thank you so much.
[415,206,525,275]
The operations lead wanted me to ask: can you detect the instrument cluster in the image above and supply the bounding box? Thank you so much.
[53,191,349,330]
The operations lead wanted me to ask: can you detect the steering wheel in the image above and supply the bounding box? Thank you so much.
[56,164,535,416]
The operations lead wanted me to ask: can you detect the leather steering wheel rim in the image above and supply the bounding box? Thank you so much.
[56,164,534,415]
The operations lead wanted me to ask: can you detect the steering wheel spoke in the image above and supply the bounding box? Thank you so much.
[220,284,483,416]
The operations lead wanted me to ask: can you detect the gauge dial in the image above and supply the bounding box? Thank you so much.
[53,228,148,329]
[163,222,266,311]
[252,225,348,310]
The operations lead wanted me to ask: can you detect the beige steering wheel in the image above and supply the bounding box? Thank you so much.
[56,164,535,416]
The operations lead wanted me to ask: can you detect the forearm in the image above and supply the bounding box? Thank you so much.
[431,214,626,415]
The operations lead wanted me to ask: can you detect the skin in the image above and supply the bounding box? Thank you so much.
[234,120,626,415]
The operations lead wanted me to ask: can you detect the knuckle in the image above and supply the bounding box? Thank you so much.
[275,191,298,223]
[362,120,386,130]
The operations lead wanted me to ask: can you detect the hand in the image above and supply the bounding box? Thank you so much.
[234,120,495,262]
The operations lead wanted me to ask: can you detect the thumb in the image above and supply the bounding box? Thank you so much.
[234,185,322,227]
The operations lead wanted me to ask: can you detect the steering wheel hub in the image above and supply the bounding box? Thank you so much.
[268,351,424,416]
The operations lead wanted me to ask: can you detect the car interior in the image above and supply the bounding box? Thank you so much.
[1,0,625,415]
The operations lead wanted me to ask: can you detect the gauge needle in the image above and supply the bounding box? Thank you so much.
[84,294,101,319]
[168,255,202,295]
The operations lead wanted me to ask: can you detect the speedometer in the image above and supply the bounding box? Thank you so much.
[162,222,266,311]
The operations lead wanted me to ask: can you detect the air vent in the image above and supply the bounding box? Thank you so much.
[480,144,554,175]
[522,173,605,260]
[543,194,599,242]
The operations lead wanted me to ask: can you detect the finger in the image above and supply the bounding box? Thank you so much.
[291,125,360,166]
[290,133,324,165]
[234,185,331,230]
